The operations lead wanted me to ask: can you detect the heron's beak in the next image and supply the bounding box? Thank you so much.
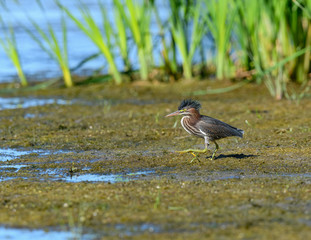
[165,110,180,117]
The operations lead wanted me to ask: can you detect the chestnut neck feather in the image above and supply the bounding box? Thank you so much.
[186,108,201,124]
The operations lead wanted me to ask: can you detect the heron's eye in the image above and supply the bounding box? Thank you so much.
[180,109,185,113]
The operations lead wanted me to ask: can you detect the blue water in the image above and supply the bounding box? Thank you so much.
[0,164,27,172]
[0,223,160,239]
[0,97,70,110]
[0,148,71,162]
[0,148,41,162]
[63,171,152,183]
[0,0,190,82]
[0,227,94,240]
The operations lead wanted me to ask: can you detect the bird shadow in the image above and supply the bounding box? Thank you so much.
[213,153,257,160]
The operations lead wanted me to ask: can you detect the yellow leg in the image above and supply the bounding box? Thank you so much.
[176,147,208,154]
[176,147,207,163]
[210,141,219,160]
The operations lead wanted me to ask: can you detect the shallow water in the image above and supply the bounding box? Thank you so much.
[0,226,94,240]
[0,164,27,172]
[40,169,153,183]
[63,171,152,183]
[0,148,40,162]
[114,223,161,236]
[0,154,153,182]
[0,223,161,240]
[0,148,70,162]
[0,97,70,110]
[0,96,163,111]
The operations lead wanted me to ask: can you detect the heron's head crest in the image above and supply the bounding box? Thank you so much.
[178,99,201,111]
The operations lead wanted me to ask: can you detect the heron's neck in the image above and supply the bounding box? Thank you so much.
[182,113,200,124]
[181,113,200,130]
[180,116,192,135]
[181,116,189,124]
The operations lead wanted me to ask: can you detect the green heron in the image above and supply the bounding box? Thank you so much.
[166,99,244,161]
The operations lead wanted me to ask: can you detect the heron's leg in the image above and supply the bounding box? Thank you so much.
[176,137,209,154]
[190,152,201,163]
[204,137,209,150]
[210,141,219,160]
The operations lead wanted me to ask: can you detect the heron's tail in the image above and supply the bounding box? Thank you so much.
[237,129,244,138]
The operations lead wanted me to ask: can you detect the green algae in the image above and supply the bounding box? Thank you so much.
[0,81,310,239]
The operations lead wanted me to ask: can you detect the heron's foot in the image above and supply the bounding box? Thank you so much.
[176,148,206,163]
[190,152,201,163]
[176,148,208,154]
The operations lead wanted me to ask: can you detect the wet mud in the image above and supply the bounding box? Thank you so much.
[0,81,310,239]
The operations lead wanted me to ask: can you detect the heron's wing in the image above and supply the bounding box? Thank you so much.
[196,115,243,140]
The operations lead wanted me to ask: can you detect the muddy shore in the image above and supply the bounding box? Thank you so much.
[0,81,310,239]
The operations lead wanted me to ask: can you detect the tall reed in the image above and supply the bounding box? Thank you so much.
[292,0,311,83]
[113,0,153,80]
[0,20,28,86]
[99,1,131,72]
[169,0,206,79]
[1,0,310,100]
[234,0,310,99]
[25,15,73,87]
[59,2,122,84]
[203,0,236,79]
[152,1,178,76]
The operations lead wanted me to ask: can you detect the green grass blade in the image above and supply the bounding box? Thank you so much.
[0,21,28,86]
[23,8,73,87]
[59,2,122,84]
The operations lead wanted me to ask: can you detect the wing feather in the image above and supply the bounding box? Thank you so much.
[196,115,243,140]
